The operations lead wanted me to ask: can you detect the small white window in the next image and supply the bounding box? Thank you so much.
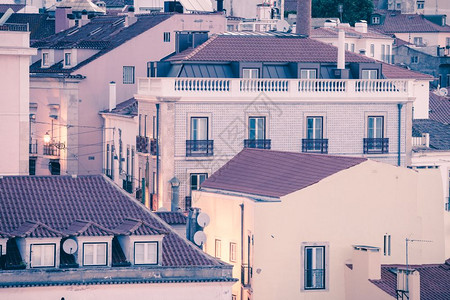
[351,43,355,52]
[417,1,424,9]
[300,69,317,79]
[372,16,380,24]
[83,243,107,266]
[64,53,71,66]
[134,242,158,265]
[163,32,170,42]
[370,44,375,57]
[383,234,391,256]
[123,66,135,84]
[242,68,259,78]
[361,69,378,79]
[42,53,49,66]
[230,242,237,262]
[31,244,55,267]
[215,239,221,258]
[345,43,349,51]
[413,37,423,46]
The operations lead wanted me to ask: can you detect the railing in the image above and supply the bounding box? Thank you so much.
[150,138,158,156]
[138,78,410,99]
[29,140,38,154]
[185,196,192,211]
[241,265,252,288]
[186,140,214,157]
[150,193,158,212]
[363,138,389,154]
[244,139,271,149]
[122,175,133,193]
[304,269,325,289]
[0,23,29,32]
[43,144,60,156]
[412,133,429,148]
[302,139,328,154]
[136,135,149,154]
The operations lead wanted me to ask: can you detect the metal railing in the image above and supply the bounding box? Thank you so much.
[150,138,158,156]
[244,139,271,149]
[29,140,38,154]
[241,265,252,288]
[363,138,389,154]
[43,144,60,156]
[136,135,149,154]
[0,23,29,32]
[185,196,192,211]
[122,175,133,193]
[302,139,328,154]
[186,140,214,157]
[304,269,325,289]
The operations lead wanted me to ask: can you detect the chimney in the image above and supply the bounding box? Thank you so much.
[124,6,137,27]
[296,0,311,36]
[354,20,368,33]
[109,81,116,111]
[55,6,73,33]
[79,9,90,27]
[397,269,420,300]
[337,29,345,70]
[352,246,381,280]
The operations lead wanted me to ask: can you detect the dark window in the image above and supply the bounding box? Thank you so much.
[29,158,36,175]
[304,246,325,290]
[163,32,170,42]
[123,66,135,84]
[49,161,60,175]
[190,173,208,195]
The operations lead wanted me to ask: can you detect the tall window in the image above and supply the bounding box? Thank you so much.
[307,117,323,140]
[248,117,266,140]
[383,234,391,256]
[190,173,208,195]
[163,32,170,42]
[64,53,71,66]
[123,66,135,84]
[368,116,384,139]
[417,0,424,9]
[300,69,317,79]
[83,243,107,266]
[215,239,222,258]
[413,37,423,46]
[370,44,375,57]
[304,246,325,290]
[230,242,237,262]
[361,70,378,79]
[30,244,55,267]
[134,242,158,265]
[191,117,208,140]
[42,53,49,66]
[242,68,259,78]
[351,43,355,52]
[381,44,385,61]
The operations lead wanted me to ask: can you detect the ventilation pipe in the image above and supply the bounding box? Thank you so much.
[124,6,137,27]
[296,0,311,36]
[397,103,403,166]
[109,81,116,111]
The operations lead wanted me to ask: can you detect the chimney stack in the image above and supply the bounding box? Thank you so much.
[352,246,381,280]
[79,10,90,27]
[109,81,116,111]
[397,269,420,300]
[337,29,345,69]
[296,0,311,36]
[124,6,137,27]
[55,6,73,33]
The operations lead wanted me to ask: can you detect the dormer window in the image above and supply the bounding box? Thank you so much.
[65,53,71,67]
[372,16,380,24]
[417,1,424,9]
[30,243,55,268]
[362,69,378,79]
[42,53,49,66]
[134,242,158,265]
[83,242,107,266]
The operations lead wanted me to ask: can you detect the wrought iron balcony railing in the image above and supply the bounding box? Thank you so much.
[185,196,192,211]
[304,268,325,289]
[302,139,328,154]
[241,265,252,288]
[244,139,271,149]
[150,138,158,156]
[43,144,60,156]
[363,138,389,154]
[136,135,149,154]
[186,140,214,157]
[122,175,133,193]
[29,140,38,155]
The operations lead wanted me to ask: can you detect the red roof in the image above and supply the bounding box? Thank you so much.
[370,11,450,33]
[381,63,434,80]
[429,90,450,124]
[201,149,366,198]
[168,33,375,63]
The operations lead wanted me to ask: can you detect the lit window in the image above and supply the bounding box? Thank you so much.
[300,69,317,79]
[30,244,55,267]
[83,243,107,266]
[123,66,135,84]
[304,246,325,290]
[134,242,158,265]
[163,32,170,42]
[242,68,259,78]
[64,53,71,66]
[215,239,221,258]
[229,242,237,262]
[361,69,378,79]
[42,53,49,66]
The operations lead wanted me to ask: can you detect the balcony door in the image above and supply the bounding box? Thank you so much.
[367,116,383,139]
[191,117,208,141]
[248,117,265,140]
[307,117,323,140]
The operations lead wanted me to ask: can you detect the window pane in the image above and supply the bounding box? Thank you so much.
[368,117,375,138]
[249,118,256,139]
[84,244,94,265]
[31,245,41,266]
[43,245,54,266]
[145,243,158,264]
[96,244,106,265]
[135,243,145,264]
[257,118,265,139]
[376,117,383,138]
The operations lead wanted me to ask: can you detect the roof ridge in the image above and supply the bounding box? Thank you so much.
[183,34,219,60]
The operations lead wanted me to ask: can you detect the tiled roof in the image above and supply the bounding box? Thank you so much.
[49,0,105,13]
[11,221,66,238]
[0,175,224,267]
[0,231,10,239]
[104,97,138,116]
[167,33,376,63]
[370,11,450,33]
[114,218,167,235]
[155,212,187,225]
[0,4,25,13]
[429,90,450,124]
[311,26,392,39]
[31,13,173,73]
[381,62,434,80]
[64,220,116,236]
[413,119,450,150]
[201,149,366,198]
[370,262,450,299]
[0,13,55,41]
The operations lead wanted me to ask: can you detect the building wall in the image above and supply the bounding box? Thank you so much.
[394,32,450,48]
[0,30,36,175]
[195,160,445,300]
[0,281,233,300]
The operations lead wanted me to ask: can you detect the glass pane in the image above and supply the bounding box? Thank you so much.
[96,244,106,265]
[146,243,157,264]
[198,118,208,140]
[315,119,322,139]
[43,245,54,266]
[376,117,383,138]
[257,118,265,139]
[307,118,314,139]
[315,247,324,269]
[199,174,207,185]
[191,118,198,140]
[191,175,198,191]
[31,245,41,266]
[368,117,375,138]
[135,243,144,264]
[249,118,256,139]
[84,245,94,265]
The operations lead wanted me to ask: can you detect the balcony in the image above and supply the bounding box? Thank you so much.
[137,78,411,100]
[136,136,149,154]
[241,265,252,288]
[150,138,158,155]
[304,268,325,289]
[302,139,328,154]
[363,138,389,154]
[43,144,60,156]
[186,140,214,157]
[185,196,192,211]
[122,175,133,193]
[29,140,38,155]
[244,139,271,149]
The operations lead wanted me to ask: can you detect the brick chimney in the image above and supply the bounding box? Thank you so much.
[296,0,311,36]
[55,6,73,33]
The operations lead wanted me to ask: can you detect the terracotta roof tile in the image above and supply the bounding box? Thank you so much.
[155,212,187,225]
[202,149,366,198]
[114,218,167,235]
[370,11,450,33]
[429,90,450,124]
[11,221,66,238]
[381,62,434,80]
[64,220,116,236]
[311,26,392,39]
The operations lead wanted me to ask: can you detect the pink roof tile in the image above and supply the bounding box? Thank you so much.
[370,11,450,33]
[202,149,366,198]
[429,90,450,124]
[381,63,434,80]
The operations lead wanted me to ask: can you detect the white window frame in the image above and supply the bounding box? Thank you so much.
[134,241,158,265]
[361,69,378,79]
[190,117,209,141]
[306,116,323,140]
[190,173,208,196]
[64,52,71,66]
[351,43,355,52]
[411,56,419,64]
[300,69,317,79]
[367,115,385,139]
[215,239,221,258]
[163,32,170,42]
[301,242,329,291]
[417,1,424,9]
[123,66,135,84]
[242,68,259,78]
[42,52,49,66]
[30,243,55,268]
[248,116,266,140]
[230,242,237,262]
[413,37,423,46]
[370,44,375,57]
[83,242,107,266]
[372,16,380,24]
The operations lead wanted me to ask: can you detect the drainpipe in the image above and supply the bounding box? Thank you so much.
[240,202,244,300]
[156,103,160,207]
[397,103,403,166]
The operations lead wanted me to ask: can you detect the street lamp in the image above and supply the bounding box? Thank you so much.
[43,132,51,144]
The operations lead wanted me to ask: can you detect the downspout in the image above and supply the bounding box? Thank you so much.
[156,103,160,208]
[397,103,403,166]
[240,203,244,300]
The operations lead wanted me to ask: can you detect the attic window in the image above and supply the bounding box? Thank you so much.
[30,244,55,268]
[64,53,71,66]
[372,16,380,24]
[134,242,158,265]
[83,243,107,266]
[42,53,49,66]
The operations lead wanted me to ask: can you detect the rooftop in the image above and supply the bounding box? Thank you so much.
[0,12,55,41]
[201,149,366,199]
[413,119,450,151]
[370,11,450,33]
[311,26,393,40]
[429,89,450,124]
[101,97,138,117]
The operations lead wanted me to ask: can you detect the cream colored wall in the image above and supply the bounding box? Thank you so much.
[0,281,234,300]
[394,32,450,47]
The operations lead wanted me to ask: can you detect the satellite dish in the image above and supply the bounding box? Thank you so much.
[276,19,290,32]
[193,231,207,246]
[197,212,210,228]
[439,88,448,97]
[62,238,78,254]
